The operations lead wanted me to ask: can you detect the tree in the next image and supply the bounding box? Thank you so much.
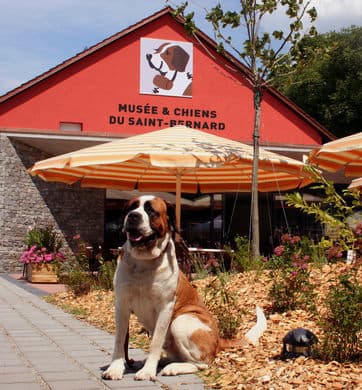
[174,1,317,258]
[274,26,362,138]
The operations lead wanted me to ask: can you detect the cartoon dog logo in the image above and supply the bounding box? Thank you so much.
[140,39,193,97]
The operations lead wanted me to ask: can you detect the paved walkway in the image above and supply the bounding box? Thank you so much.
[0,275,205,389]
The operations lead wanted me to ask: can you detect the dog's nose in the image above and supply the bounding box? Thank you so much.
[126,211,142,227]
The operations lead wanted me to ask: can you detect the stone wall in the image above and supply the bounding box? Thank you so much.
[0,135,105,273]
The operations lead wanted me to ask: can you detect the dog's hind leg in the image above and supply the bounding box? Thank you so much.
[160,362,208,376]
[161,313,218,376]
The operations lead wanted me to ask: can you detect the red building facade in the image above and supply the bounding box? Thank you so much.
[0,8,333,271]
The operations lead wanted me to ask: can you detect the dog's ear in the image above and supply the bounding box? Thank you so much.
[165,201,178,234]
[119,203,129,236]
[170,46,189,72]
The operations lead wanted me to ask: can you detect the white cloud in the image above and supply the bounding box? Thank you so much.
[312,0,362,32]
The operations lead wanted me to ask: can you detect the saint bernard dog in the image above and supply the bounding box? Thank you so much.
[102,195,267,381]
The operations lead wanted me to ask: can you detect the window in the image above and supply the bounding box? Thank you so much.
[59,122,83,132]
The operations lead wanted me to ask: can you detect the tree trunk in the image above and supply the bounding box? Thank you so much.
[251,87,262,259]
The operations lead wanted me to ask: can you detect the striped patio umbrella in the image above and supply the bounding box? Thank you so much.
[29,126,312,228]
[348,177,362,191]
[308,132,362,177]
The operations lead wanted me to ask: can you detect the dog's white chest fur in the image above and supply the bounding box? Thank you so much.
[115,239,179,333]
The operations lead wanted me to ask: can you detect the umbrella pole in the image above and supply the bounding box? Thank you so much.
[176,173,181,240]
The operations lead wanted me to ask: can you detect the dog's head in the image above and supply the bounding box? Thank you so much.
[148,42,190,73]
[122,195,176,260]
[146,43,190,92]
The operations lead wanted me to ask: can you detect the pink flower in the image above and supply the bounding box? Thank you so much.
[44,253,54,262]
[281,234,291,244]
[292,235,301,244]
[274,245,285,256]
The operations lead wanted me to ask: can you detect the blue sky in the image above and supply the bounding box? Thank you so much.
[1,0,361,96]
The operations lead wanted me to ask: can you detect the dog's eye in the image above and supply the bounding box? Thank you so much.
[145,201,159,218]
[124,200,139,215]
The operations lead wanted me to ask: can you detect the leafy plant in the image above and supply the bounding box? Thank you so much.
[24,225,63,252]
[268,233,316,313]
[56,236,94,295]
[285,165,361,252]
[318,268,362,362]
[229,235,267,272]
[97,259,117,291]
[20,225,64,264]
[202,272,243,339]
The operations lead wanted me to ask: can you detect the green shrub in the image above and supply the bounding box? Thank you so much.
[229,235,266,272]
[268,233,316,313]
[56,237,94,295]
[97,259,117,290]
[285,165,361,253]
[318,269,362,362]
[202,272,243,339]
[190,253,210,279]
[25,225,63,253]
[59,265,94,296]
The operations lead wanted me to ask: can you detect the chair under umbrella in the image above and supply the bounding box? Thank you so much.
[29,126,312,229]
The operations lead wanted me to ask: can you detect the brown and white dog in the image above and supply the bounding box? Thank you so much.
[102,195,266,381]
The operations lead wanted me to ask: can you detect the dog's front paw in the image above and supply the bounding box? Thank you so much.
[134,367,157,381]
[102,359,125,380]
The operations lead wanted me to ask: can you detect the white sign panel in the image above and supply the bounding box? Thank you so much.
[140,38,193,97]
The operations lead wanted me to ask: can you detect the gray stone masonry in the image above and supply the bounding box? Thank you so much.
[0,134,105,272]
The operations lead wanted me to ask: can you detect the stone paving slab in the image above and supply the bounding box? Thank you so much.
[0,274,205,389]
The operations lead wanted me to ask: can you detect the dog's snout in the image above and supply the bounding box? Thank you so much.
[146,53,152,60]
[126,211,142,227]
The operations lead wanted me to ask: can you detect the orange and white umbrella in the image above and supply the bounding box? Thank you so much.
[29,126,312,228]
[348,177,362,191]
[308,132,362,177]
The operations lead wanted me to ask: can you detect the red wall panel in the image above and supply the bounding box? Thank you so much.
[0,14,322,146]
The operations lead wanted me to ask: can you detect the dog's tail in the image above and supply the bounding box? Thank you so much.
[217,306,267,352]
[244,306,267,346]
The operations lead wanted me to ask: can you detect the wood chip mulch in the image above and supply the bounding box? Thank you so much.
[45,262,361,389]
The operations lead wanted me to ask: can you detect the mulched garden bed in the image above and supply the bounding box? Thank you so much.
[45,262,361,389]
